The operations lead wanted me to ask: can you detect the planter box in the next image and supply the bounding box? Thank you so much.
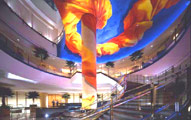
[0,108,10,117]
[30,104,37,113]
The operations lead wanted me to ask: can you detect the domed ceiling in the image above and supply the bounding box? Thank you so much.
[56,0,189,63]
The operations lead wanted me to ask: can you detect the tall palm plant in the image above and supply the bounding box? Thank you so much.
[0,87,14,107]
[130,50,143,61]
[27,91,39,104]
[105,62,114,75]
[62,93,70,103]
[66,61,75,74]
[33,47,49,61]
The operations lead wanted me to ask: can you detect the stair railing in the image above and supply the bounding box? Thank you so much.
[81,55,190,120]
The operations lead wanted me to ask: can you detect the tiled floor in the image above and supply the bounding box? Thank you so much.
[0,113,80,120]
[1,113,35,120]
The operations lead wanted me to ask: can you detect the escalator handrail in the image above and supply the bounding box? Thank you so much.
[81,64,190,119]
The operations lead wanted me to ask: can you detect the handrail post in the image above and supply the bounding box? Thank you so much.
[150,83,157,118]
[110,96,113,120]
[116,85,118,100]
[186,66,191,98]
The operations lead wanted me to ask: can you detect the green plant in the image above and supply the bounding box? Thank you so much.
[0,105,11,109]
[27,91,39,104]
[0,87,14,107]
[105,62,114,75]
[130,50,143,61]
[33,47,49,61]
[97,94,101,99]
[66,61,75,74]
[62,93,70,103]
[62,93,70,99]
[106,62,114,68]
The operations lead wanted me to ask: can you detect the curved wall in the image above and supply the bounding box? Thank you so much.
[3,0,63,43]
[0,0,57,55]
[133,26,191,76]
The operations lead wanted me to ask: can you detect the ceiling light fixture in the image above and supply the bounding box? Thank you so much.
[7,73,38,84]
[144,74,148,77]
[173,36,176,40]
[27,22,32,27]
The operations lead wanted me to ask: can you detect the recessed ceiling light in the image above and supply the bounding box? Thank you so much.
[173,36,176,40]
[7,73,38,84]
[27,22,32,27]
[188,105,191,112]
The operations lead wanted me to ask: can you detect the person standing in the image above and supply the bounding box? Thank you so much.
[56,100,59,107]
[52,100,55,107]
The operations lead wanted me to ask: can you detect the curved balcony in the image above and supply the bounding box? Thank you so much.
[3,0,63,43]
[0,0,61,56]
[0,5,190,80]
[0,1,190,120]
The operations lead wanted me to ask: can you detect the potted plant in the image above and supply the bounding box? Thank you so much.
[0,87,14,117]
[27,91,39,105]
[33,47,49,61]
[105,62,114,75]
[130,50,143,61]
[62,93,70,103]
[27,91,39,113]
[66,61,75,75]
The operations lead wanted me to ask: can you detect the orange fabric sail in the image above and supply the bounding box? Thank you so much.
[54,0,112,55]
[54,0,179,56]
[54,0,180,110]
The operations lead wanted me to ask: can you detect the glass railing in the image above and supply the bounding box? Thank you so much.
[111,6,191,79]
[2,0,63,44]
[79,55,190,120]
[0,3,190,80]
[123,52,190,85]
[145,67,191,120]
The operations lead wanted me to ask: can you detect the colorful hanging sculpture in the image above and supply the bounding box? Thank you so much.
[54,0,180,109]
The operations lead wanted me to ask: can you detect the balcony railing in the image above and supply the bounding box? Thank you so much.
[0,3,190,79]
[79,58,191,120]
[2,0,63,43]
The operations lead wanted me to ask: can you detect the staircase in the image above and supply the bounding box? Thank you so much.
[97,93,174,120]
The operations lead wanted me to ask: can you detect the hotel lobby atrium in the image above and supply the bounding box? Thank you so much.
[0,0,191,120]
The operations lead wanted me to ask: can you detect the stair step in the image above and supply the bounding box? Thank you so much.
[114,107,150,115]
[113,110,142,120]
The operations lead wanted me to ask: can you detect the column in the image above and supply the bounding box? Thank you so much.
[25,93,27,107]
[16,91,18,107]
[40,93,47,108]
[81,13,97,109]
[151,83,157,116]
[73,93,75,103]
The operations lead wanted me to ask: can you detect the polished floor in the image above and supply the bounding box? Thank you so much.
[0,112,79,120]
